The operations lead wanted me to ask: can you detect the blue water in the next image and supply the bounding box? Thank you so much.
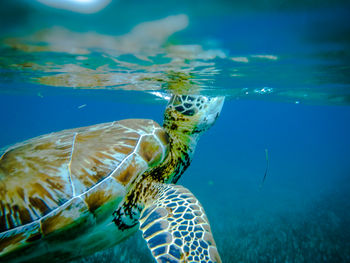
[1,0,350,262]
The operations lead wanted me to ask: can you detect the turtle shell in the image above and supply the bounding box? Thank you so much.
[0,119,169,257]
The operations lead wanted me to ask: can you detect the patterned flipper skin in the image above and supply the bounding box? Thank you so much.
[139,184,221,263]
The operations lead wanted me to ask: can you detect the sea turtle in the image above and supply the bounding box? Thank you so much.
[0,94,224,263]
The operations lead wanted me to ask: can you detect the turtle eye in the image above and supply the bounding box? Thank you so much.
[175,105,185,112]
[182,109,196,116]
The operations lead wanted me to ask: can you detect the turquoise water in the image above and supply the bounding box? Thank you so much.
[1,0,350,262]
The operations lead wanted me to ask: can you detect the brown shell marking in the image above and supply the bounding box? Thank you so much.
[83,177,126,221]
[155,128,170,148]
[40,197,91,236]
[111,154,148,186]
[0,119,165,234]
[69,122,140,195]
[0,179,126,256]
[0,132,75,232]
[0,222,41,254]
[0,232,26,253]
[137,135,164,167]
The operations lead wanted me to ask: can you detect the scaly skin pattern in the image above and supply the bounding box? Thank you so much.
[111,126,195,231]
[112,96,224,262]
[112,95,222,229]
[111,95,223,263]
[140,184,221,263]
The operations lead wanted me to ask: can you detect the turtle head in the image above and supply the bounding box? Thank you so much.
[163,95,224,138]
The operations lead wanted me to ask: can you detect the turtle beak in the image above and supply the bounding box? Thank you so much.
[208,96,225,118]
[196,96,225,133]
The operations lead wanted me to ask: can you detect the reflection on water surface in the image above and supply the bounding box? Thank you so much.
[1,2,349,104]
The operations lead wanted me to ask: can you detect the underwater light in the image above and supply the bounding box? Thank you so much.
[74,0,95,2]
[36,0,112,14]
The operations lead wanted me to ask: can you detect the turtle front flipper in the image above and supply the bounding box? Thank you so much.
[139,184,221,263]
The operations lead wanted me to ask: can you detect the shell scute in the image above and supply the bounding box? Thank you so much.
[40,197,90,236]
[137,135,164,167]
[111,154,148,186]
[0,132,75,232]
[0,118,168,239]
[0,231,27,254]
[0,221,41,254]
[69,121,140,195]
[118,119,160,134]
[83,177,125,221]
